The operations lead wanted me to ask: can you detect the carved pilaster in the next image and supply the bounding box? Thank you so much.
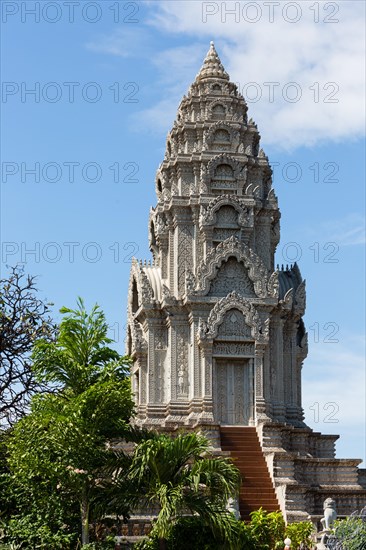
[168,228,175,294]
[174,212,194,297]
[255,345,270,421]
[167,316,177,401]
[291,323,298,406]
[167,315,190,402]
[255,346,264,400]
[202,342,213,398]
[147,327,155,403]
[272,316,286,421]
[189,311,202,398]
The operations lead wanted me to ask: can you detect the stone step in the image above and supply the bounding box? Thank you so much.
[221,443,262,448]
[241,495,277,499]
[240,501,279,507]
[222,436,258,445]
[220,427,280,519]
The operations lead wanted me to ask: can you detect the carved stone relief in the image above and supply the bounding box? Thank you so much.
[198,291,267,343]
[216,308,252,339]
[208,257,256,297]
[177,225,194,295]
[195,236,269,298]
[213,342,254,355]
[176,325,189,397]
[200,195,253,229]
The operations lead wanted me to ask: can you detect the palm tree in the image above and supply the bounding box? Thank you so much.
[32,297,130,395]
[30,298,133,546]
[110,431,241,550]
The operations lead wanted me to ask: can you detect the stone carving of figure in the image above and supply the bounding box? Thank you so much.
[321,498,337,531]
[226,497,240,520]
[185,269,196,293]
[198,320,208,340]
[178,368,185,394]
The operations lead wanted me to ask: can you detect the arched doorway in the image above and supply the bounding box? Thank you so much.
[214,358,254,425]
[212,308,255,425]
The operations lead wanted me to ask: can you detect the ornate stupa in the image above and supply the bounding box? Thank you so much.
[126,43,365,522]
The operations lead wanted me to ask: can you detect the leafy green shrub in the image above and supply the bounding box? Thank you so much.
[134,509,318,550]
[81,541,115,549]
[133,535,159,550]
[133,516,238,550]
[248,508,285,550]
[0,514,78,549]
[284,521,313,549]
[331,516,366,550]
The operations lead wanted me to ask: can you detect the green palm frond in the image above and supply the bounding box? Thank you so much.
[190,457,241,499]
[31,298,129,395]
[109,431,241,546]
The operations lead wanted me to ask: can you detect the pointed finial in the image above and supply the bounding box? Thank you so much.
[196,42,229,82]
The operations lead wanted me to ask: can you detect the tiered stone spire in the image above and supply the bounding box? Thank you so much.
[127,42,304,427]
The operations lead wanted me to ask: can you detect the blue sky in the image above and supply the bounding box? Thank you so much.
[1,1,365,464]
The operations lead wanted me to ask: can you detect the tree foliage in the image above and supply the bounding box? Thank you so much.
[110,431,242,550]
[135,508,315,550]
[2,298,134,548]
[328,509,366,550]
[0,267,56,427]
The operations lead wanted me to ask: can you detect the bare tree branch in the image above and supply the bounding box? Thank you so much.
[0,266,56,428]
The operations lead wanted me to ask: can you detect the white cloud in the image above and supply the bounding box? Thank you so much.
[139,0,366,149]
[306,213,365,246]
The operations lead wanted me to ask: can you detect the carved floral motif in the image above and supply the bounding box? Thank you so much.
[208,257,255,297]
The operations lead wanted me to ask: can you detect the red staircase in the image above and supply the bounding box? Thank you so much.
[220,427,280,521]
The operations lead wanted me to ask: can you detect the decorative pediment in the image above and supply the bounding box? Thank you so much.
[197,291,269,343]
[203,154,245,185]
[203,122,240,151]
[192,236,270,298]
[128,259,155,318]
[207,99,229,119]
[199,195,254,229]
